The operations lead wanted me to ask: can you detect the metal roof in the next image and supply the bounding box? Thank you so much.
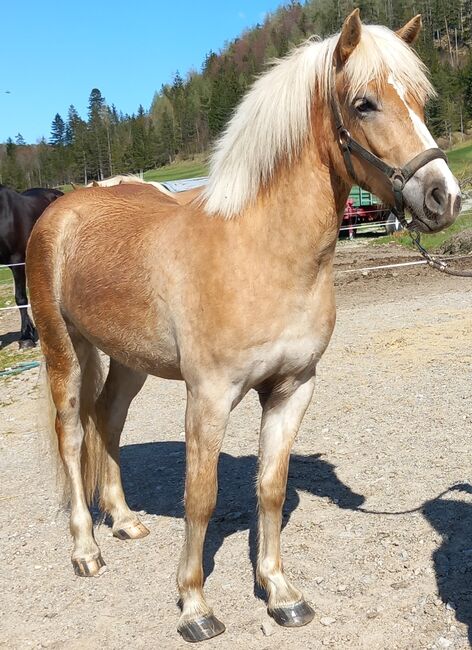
[161,177,207,193]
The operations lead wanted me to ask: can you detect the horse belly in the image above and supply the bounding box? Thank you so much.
[88,330,182,380]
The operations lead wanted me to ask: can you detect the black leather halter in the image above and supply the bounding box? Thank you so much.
[330,64,448,228]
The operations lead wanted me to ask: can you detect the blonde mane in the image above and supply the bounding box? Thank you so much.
[202,24,435,219]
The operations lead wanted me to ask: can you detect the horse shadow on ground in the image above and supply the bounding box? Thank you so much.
[120,441,364,597]
[0,330,20,349]
[120,443,472,637]
[421,484,472,644]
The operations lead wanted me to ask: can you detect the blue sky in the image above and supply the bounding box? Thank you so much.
[0,0,283,143]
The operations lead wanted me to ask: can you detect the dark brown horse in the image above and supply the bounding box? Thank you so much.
[0,185,62,348]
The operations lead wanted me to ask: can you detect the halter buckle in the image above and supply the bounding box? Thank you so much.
[391,171,405,192]
[338,127,351,147]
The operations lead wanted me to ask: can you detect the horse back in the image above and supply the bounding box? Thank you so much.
[27,185,185,375]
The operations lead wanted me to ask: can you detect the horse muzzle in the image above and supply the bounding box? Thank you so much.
[404,163,462,233]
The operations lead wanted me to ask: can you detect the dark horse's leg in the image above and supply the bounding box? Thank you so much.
[11,264,37,348]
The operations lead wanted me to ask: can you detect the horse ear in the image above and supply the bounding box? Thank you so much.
[92,180,99,187]
[71,183,78,190]
[396,15,422,44]
[336,9,362,64]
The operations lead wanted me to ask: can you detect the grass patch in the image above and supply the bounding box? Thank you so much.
[0,269,14,309]
[56,158,209,190]
[144,157,208,182]
[373,210,472,251]
[0,267,12,284]
[0,346,41,372]
[0,295,14,309]
[447,140,472,179]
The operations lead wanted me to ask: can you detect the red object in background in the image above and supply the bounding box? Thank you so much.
[343,198,357,239]
[342,198,387,239]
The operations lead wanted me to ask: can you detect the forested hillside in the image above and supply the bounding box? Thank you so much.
[2,0,471,189]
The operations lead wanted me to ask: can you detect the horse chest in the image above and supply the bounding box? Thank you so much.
[243,328,332,387]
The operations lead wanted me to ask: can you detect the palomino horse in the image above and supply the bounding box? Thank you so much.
[0,185,62,348]
[27,11,461,643]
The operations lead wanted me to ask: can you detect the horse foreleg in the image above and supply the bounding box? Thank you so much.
[95,359,149,540]
[11,264,37,348]
[177,385,230,642]
[257,376,316,627]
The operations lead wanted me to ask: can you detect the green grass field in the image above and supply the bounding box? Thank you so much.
[446,140,472,179]
[144,157,208,182]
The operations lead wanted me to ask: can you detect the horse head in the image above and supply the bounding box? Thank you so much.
[329,10,461,233]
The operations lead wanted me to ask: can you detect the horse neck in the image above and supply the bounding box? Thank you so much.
[244,135,350,276]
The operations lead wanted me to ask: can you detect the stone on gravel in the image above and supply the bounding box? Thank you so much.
[261,621,276,637]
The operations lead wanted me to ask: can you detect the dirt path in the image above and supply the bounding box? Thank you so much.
[1,243,472,649]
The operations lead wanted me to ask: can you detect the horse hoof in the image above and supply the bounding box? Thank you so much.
[19,339,36,350]
[178,614,225,643]
[269,600,315,627]
[113,521,150,540]
[72,554,106,577]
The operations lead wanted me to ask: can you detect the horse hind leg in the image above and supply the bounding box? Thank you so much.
[95,359,149,540]
[43,321,107,577]
[257,377,317,627]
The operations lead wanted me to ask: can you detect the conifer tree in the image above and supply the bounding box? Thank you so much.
[50,114,65,146]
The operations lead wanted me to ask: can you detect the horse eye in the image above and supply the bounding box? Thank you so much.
[354,98,377,114]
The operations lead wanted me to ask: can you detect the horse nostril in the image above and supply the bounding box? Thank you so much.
[426,185,447,214]
[432,187,444,207]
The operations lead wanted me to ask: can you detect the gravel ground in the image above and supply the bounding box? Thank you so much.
[1,241,472,650]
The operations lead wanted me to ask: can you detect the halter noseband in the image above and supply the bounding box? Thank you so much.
[330,64,447,228]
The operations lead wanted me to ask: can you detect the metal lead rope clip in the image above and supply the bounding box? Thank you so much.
[408,230,448,270]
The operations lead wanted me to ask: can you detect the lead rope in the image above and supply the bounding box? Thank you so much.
[407,230,472,277]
